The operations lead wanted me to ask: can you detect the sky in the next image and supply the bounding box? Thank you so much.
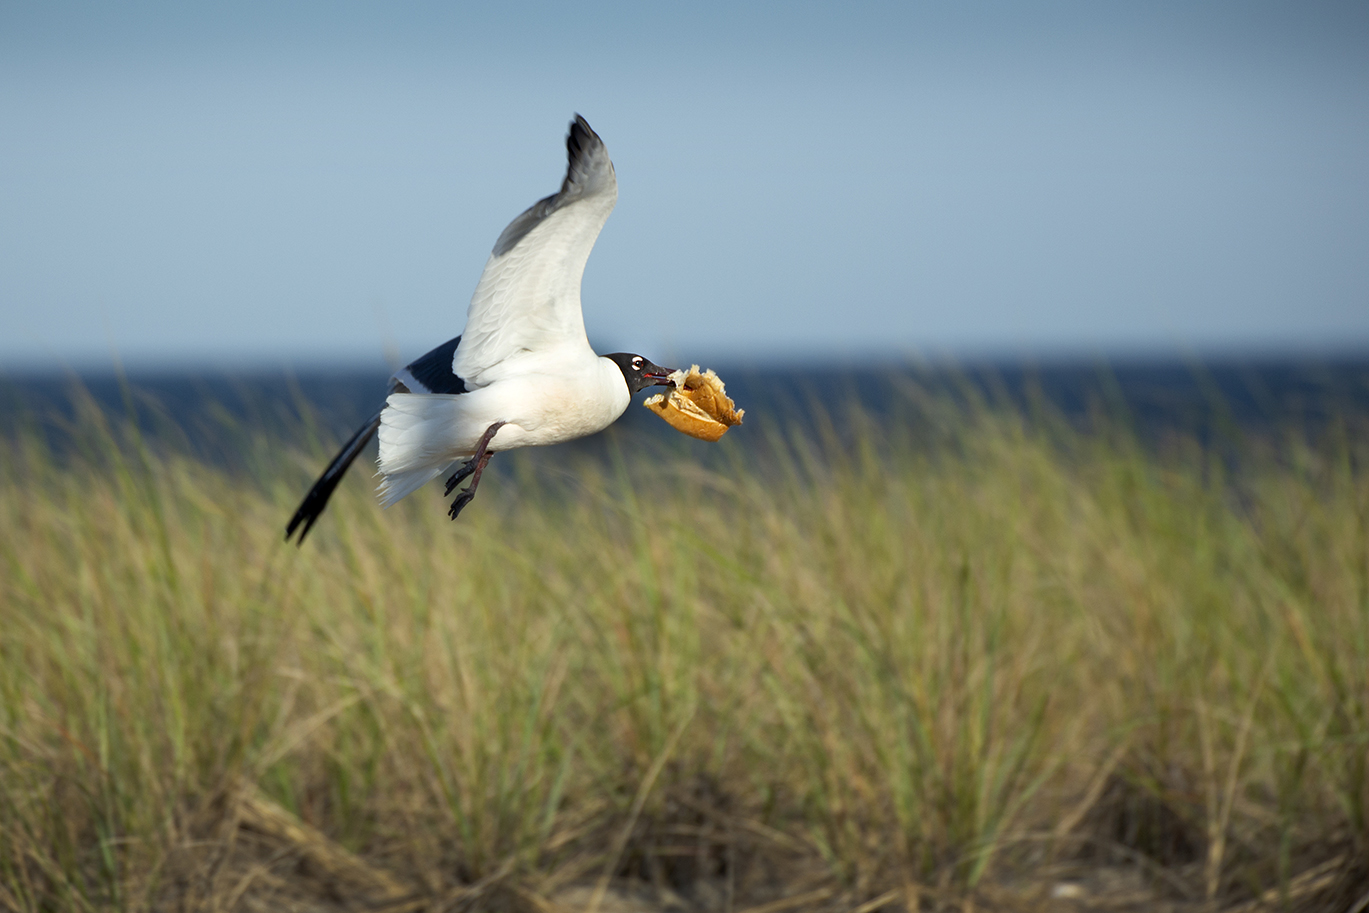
[1,1,1367,371]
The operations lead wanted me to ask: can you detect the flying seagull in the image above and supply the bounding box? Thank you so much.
[286,115,673,544]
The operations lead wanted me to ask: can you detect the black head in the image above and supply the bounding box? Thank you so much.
[605,353,675,395]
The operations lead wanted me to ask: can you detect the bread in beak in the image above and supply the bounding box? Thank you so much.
[644,365,744,442]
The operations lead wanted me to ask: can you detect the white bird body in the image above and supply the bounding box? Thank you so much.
[376,350,631,505]
[286,115,673,543]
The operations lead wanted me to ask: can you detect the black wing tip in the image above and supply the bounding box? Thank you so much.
[284,413,382,547]
[570,113,598,142]
[566,113,604,170]
[285,487,330,546]
[284,505,317,546]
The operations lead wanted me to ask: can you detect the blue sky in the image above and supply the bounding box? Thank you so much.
[2,1,1367,370]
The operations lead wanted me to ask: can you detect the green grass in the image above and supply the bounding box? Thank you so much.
[1,388,1367,910]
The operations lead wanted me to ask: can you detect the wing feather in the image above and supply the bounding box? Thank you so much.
[454,115,617,385]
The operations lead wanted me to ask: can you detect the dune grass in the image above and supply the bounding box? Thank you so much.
[1,385,1367,910]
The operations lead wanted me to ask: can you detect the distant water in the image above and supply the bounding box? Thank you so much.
[4,357,1368,469]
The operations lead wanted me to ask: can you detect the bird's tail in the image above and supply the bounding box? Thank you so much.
[286,411,382,545]
[376,393,468,507]
[376,465,447,508]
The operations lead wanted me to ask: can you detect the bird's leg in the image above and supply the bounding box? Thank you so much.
[445,420,506,495]
[447,421,505,520]
[448,451,494,520]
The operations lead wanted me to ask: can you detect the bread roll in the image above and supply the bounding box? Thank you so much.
[644,366,744,441]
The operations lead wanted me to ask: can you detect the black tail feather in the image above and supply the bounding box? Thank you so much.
[286,412,382,545]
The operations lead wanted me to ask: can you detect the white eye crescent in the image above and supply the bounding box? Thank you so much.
[632,357,643,368]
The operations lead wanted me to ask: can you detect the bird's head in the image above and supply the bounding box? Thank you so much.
[605,353,675,395]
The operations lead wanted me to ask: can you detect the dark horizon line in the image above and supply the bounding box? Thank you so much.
[5,344,1369,379]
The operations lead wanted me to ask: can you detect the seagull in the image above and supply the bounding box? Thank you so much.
[286,115,674,544]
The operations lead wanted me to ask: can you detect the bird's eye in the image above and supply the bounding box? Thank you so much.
[632,357,643,368]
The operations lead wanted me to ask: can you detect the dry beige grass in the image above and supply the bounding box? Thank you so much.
[1,390,1367,911]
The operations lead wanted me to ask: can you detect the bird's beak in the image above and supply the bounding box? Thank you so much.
[643,361,676,387]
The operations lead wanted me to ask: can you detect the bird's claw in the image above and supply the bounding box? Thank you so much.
[448,489,476,520]
[444,460,476,496]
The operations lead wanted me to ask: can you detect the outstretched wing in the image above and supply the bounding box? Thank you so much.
[453,115,617,386]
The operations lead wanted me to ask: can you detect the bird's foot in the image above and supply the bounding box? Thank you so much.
[444,459,476,496]
[448,488,477,520]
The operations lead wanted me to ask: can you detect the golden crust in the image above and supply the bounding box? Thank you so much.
[643,366,744,442]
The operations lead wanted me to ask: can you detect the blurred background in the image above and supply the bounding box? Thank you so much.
[2,0,1368,452]
[2,0,1367,373]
